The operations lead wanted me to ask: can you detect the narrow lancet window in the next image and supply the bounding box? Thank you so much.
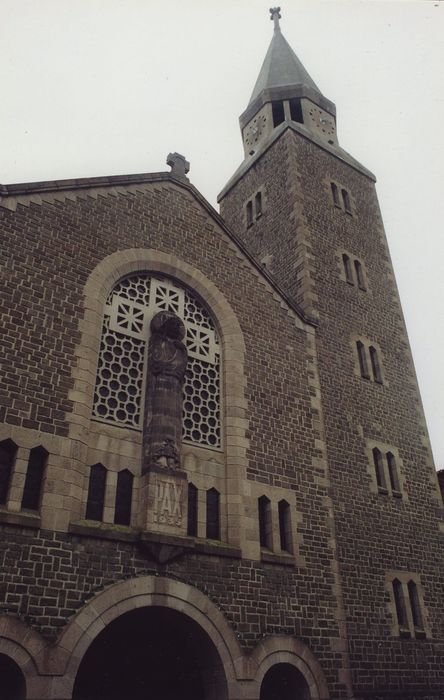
[206,488,220,540]
[343,254,354,284]
[369,346,382,383]
[21,446,48,511]
[86,464,107,521]
[0,439,17,505]
[187,483,198,537]
[114,469,133,526]
[255,191,262,218]
[258,495,272,549]
[393,578,408,630]
[408,581,424,631]
[278,499,292,553]
[342,188,352,213]
[246,200,253,227]
[372,448,386,490]
[357,341,370,379]
[387,452,400,493]
[331,182,340,207]
[354,260,366,290]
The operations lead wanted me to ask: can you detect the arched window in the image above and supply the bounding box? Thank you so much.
[206,488,220,540]
[258,495,272,549]
[387,452,399,493]
[114,469,133,526]
[0,439,17,505]
[356,341,370,379]
[187,483,198,537]
[342,253,353,284]
[369,345,382,383]
[21,446,48,511]
[86,464,107,521]
[372,448,386,490]
[393,578,407,629]
[278,499,292,553]
[92,274,221,450]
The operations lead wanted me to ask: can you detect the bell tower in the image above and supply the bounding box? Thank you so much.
[219,9,442,697]
[241,7,338,159]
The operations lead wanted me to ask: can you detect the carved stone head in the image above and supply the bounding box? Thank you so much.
[150,311,186,341]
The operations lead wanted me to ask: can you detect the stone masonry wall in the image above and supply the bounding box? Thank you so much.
[0,178,347,697]
[220,128,444,698]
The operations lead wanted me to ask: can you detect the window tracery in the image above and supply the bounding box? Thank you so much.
[93,274,222,450]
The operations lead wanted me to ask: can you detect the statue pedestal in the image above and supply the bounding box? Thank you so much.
[141,465,188,537]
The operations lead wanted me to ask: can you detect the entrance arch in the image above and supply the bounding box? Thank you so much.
[59,576,241,698]
[73,606,227,700]
[0,653,26,700]
[260,662,310,700]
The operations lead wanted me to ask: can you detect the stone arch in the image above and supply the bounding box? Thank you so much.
[56,575,243,697]
[68,248,248,547]
[250,636,330,700]
[0,615,45,697]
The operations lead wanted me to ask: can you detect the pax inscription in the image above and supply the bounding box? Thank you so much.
[153,479,183,527]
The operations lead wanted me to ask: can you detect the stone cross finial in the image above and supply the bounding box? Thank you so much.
[269,7,281,31]
[167,152,190,180]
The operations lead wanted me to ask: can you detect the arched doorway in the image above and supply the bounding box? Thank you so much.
[0,653,26,700]
[260,662,311,700]
[73,606,228,700]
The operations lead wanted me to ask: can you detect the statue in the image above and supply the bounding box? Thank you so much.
[143,311,188,471]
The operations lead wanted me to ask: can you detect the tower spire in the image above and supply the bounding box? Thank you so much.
[269,6,281,32]
[236,10,338,160]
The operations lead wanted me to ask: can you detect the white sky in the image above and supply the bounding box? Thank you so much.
[1,0,443,467]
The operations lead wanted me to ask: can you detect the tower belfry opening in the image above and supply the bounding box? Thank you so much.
[239,7,338,156]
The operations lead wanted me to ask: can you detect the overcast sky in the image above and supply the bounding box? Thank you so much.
[1,0,443,467]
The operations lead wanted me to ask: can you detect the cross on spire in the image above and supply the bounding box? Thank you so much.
[269,6,281,31]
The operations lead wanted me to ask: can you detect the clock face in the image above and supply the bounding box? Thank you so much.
[308,107,336,137]
[244,114,267,148]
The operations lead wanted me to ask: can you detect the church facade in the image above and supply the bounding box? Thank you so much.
[0,10,442,700]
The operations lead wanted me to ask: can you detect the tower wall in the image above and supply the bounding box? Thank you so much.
[220,127,444,696]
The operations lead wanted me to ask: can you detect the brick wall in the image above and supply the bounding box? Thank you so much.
[0,178,349,697]
[220,127,444,697]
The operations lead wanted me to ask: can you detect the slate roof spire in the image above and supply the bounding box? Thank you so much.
[239,8,335,132]
[248,7,322,107]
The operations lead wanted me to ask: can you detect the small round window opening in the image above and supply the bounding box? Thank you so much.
[92,274,222,450]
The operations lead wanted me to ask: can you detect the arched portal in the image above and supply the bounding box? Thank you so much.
[72,606,228,700]
[260,662,311,700]
[0,653,26,700]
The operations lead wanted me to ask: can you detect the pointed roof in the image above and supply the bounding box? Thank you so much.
[239,10,335,130]
[248,24,321,106]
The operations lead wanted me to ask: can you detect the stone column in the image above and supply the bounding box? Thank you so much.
[141,311,189,535]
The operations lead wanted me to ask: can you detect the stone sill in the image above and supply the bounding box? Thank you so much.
[69,520,242,559]
[0,509,41,529]
[69,520,139,542]
[261,549,296,567]
[140,531,242,559]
